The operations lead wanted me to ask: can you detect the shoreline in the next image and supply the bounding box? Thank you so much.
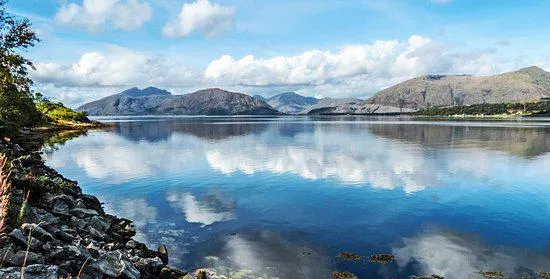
[0,133,208,278]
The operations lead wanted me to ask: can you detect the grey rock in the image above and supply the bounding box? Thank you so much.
[157,244,168,265]
[86,242,100,258]
[47,245,91,262]
[11,250,44,266]
[0,245,17,266]
[70,208,99,218]
[135,257,164,273]
[0,264,67,279]
[90,250,140,278]
[8,229,42,251]
[89,216,110,232]
[88,227,106,240]
[70,216,87,230]
[125,240,137,249]
[49,195,75,216]
[54,230,74,242]
[29,207,60,226]
[21,223,53,242]
[42,243,51,251]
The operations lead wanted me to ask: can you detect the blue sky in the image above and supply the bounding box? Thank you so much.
[7,0,550,107]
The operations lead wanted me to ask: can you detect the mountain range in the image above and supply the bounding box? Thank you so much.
[77,66,550,116]
[77,87,278,116]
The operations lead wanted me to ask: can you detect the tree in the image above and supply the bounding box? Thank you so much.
[0,0,43,130]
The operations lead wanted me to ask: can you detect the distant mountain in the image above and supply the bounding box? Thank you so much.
[77,87,278,116]
[261,92,320,114]
[155,88,278,115]
[252,95,267,102]
[302,98,361,114]
[77,87,172,115]
[366,66,550,109]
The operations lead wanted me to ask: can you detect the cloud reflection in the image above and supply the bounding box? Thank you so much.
[44,120,550,194]
[167,191,236,226]
[393,227,550,278]
[201,231,331,279]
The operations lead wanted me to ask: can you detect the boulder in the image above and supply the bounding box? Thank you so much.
[110,218,136,238]
[48,195,75,216]
[69,208,99,218]
[21,223,53,242]
[69,216,87,230]
[90,250,140,279]
[10,250,44,265]
[8,229,43,251]
[89,216,111,232]
[47,245,91,262]
[157,244,169,265]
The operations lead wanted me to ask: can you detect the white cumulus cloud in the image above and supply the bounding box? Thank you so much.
[204,35,515,97]
[55,0,153,33]
[162,0,236,38]
[32,47,200,88]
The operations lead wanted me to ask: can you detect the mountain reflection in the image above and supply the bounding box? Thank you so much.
[110,117,270,142]
[368,122,550,158]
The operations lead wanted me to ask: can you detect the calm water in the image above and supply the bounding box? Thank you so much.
[42,116,550,279]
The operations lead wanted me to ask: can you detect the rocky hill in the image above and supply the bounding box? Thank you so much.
[366,66,550,109]
[77,87,278,116]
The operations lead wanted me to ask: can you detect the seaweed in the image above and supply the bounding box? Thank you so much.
[331,271,358,279]
[337,252,361,261]
[478,271,507,279]
[369,253,395,264]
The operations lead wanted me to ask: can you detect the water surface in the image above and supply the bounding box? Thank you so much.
[43,116,550,279]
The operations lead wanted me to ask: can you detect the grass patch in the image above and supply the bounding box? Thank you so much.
[35,101,89,124]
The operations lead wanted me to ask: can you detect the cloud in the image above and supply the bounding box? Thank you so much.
[55,0,153,33]
[162,0,235,38]
[32,47,200,88]
[204,35,520,97]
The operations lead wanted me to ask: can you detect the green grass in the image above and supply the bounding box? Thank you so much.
[35,102,89,124]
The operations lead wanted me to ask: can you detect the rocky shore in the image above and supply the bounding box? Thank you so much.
[0,138,205,278]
